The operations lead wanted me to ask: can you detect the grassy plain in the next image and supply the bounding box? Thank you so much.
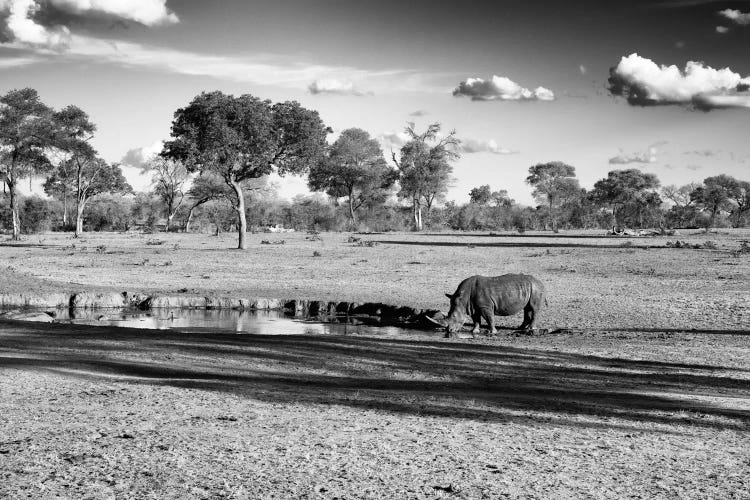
[1,229,749,498]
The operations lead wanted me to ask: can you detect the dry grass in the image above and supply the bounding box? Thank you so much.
[1,229,749,498]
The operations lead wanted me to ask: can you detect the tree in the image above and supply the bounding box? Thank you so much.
[163,91,329,249]
[391,123,459,231]
[690,175,741,229]
[0,88,55,240]
[469,185,492,205]
[731,180,750,227]
[142,156,190,231]
[662,183,700,228]
[590,169,661,227]
[490,189,514,208]
[70,156,133,235]
[44,105,128,237]
[308,128,396,226]
[44,105,97,229]
[525,161,580,231]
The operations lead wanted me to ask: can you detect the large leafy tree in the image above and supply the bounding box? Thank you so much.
[391,123,459,231]
[45,105,97,231]
[162,91,329,249]
[71,155,133,235]
[690,174,742,229]
[308,128,396,226]
[47,105,131,236]
[469,184,492,205]
[0,88,55,240]
[525,161,580,231]
[590,169,661,227]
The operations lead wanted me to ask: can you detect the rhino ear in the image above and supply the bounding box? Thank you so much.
[445,293,453,299]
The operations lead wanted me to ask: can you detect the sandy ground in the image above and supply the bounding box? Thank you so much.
[1,229,749,498]
[1,229,748,331]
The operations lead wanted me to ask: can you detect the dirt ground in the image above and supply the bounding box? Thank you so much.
[1,229,749,498]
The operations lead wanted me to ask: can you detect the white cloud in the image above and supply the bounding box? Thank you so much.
[608,53,750,109]
[0,55,39,67]
[4,33,411,91]
[609,142,665,165]
[0,0,176,49]
[4,0,71,48]
[718,8,750,25]
[453,75,555,101]
[609,151,657,165]
[579,64,587,75]
[377,131,411,152]
[49,0,178,26]
[120,141,163,169]
[460,138,517,155]
[308,78,370,96]
[716,25,730,34]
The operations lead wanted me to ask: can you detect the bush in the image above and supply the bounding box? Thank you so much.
[20,196,55,233]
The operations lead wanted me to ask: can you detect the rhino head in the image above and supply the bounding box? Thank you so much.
[444,291,468,335]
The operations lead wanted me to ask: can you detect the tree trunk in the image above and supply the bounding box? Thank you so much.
[412,196,423,231]
[231,180,247,250]
[348,194,356,224]
[75,198,86,238]
[184,206,195,232]
[549,199,556,232]
[62,186,68,226]
[8,179,20,241]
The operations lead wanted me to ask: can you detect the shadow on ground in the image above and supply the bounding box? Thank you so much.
[1,320,748,431]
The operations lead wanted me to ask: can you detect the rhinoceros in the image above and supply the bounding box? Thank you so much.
[444,274,546,337]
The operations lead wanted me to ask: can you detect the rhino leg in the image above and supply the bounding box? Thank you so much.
[470,312,482,337]
[520,304,536,330]
[480,307,496,335]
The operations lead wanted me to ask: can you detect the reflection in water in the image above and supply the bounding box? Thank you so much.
[53,308,441,338]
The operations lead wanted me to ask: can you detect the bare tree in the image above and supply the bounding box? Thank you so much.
[143,156,190,231]
[391,123,459,231]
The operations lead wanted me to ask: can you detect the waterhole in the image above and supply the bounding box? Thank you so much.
[13,308,443,337]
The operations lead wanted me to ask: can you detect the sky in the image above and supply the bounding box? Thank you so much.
[1,0,749,205]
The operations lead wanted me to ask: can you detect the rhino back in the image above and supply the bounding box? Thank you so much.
[474,274,538,316]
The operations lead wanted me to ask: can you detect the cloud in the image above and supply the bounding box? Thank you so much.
[409,109,428,117]
[308,78,370,96]
[3,0,71,48]
[716,25,730,34]
[453,75,555,101]
[0,0,177,49]
[3,32,412,90]
[609,151,657,165]
[718,8,750,25]
[0,55,39,67]
[609,142,666,165]
[120,141,163,169]
[377,131,411,152]
[683,149,720,157]
[685,164,703,171]
[48,0,178,26]
[579,64,587,75]
[460,138,517,155]
[608,53,750,110]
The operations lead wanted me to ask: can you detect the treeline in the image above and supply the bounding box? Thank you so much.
[2,88,749,245]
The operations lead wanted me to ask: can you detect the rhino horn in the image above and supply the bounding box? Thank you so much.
[424,315,447,327]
